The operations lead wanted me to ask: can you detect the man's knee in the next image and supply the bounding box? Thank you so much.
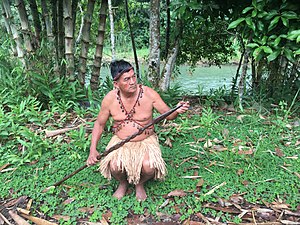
[142,159,155,175]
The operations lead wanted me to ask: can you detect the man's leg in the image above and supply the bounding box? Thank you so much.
[135,152,155,201]
[110,160,128,199]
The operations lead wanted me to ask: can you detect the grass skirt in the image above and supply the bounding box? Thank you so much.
[99,134,167,185]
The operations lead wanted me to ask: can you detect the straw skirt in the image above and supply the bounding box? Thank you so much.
[99,134,167,185]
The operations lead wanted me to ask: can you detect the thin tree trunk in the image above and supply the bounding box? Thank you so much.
[160,40,179,91]
[91,0,108,91]
[28,0,41,44]
[78,0,96,87]
[1,1,17,55]
[148,0,160,88]
[41,0,53,39]
[124,0,139,78]
[238,49,249,109]
[165,0,170,59]
[58,0,65,76]
[108,0,116,60]
[75,4,84,44]
[15,0,33,52]
[63,0,75,80]
[2,0,25,64]
[72,0,79,37]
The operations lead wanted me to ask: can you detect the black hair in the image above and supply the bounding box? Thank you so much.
[110,59,133,81]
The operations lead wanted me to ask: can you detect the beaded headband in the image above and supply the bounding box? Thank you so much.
[113,66,133,81]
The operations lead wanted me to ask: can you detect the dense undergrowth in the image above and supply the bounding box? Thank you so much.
[0,44,299,224]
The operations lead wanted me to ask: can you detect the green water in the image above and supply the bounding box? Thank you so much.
[99,64,237,94]
[171,65,237,94]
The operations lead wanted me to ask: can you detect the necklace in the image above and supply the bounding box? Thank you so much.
[116,84,143,120]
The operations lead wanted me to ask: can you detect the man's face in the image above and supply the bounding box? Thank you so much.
[114,69,137,93]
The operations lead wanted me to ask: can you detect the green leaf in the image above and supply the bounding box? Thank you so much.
[283,48,294,62]
[247,43,259,48]
[267,50,281,62]
[268,16,280,32]
[281,11,298,19]
[274,36,281,46]
[242,6,254,14]
[228,18,245,29]
[294,49,300,55]
[253,46,263,58]
[281,17,289,27]
[297,36,300,43]
[252,9,257,17]
[262,46,273,54]
[245,17,255,31]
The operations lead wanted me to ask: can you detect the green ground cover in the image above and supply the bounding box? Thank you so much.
[1,99,299,224]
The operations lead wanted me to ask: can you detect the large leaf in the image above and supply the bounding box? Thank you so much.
[281,11,298,19]
[268,16,280,32]
[242,6,253,14]
[267,49,281,62]
[228,18,245,29]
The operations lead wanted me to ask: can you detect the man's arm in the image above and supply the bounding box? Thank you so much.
[147,87,190,120]
[87,96,111,166]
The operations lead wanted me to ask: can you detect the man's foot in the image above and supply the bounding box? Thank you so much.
[135,183,147,201]
[113,181,128,200]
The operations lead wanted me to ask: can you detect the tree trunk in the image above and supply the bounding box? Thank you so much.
[148,0,160,88]
[238,49,249,109]
[58,0,65,76]
[108,0,116,60]
[72,0,79,37]
[1,1,17,55]
[28,0,41,44]
[78,0,96,87]
[165,0,170,59]
[160,19,182,91]
[63,0,75,80]
[15,0,33,52]
[91,0,108,91]
[160,40,179,91]
[124,0,139,78]
[41,0,53,39]
[75,4,84,44]
[2,0,25,64]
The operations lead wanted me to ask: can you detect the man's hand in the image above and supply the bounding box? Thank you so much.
[176,101,190,114]
[87,150,100,166]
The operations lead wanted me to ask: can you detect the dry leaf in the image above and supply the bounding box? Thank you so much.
[78,207,94,214]
[0,164,11,172]
[295,140,300,146]
[275,148,284,157]
[237,115,246,122]
[167,189,187,197]
[164,137,172,148]
[238,149,254,155]
[196,178,204,187]
[237,169,244,175]
[204,139,212,148]
[63,198,75,205]
[51,215,70,221]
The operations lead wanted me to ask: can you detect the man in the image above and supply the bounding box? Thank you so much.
[87,59,189,201]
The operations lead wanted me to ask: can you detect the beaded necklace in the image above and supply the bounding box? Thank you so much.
[116,84,143,121]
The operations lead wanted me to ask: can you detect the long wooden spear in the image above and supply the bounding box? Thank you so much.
[42,105,182,193]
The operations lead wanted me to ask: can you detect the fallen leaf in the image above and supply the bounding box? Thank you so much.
[78,207,94,214]
[63,198,75,205]
[204,139,212,148]
[275,148,284,157]
[238,148,254,155]
[167,189,187,197]
[237,169,244,175]
[0,164,11,172]
[51,215,70,221]
[295,140,300,146]
[237,115,247,122]
[196,178,204,188]
[164,137,172,148]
